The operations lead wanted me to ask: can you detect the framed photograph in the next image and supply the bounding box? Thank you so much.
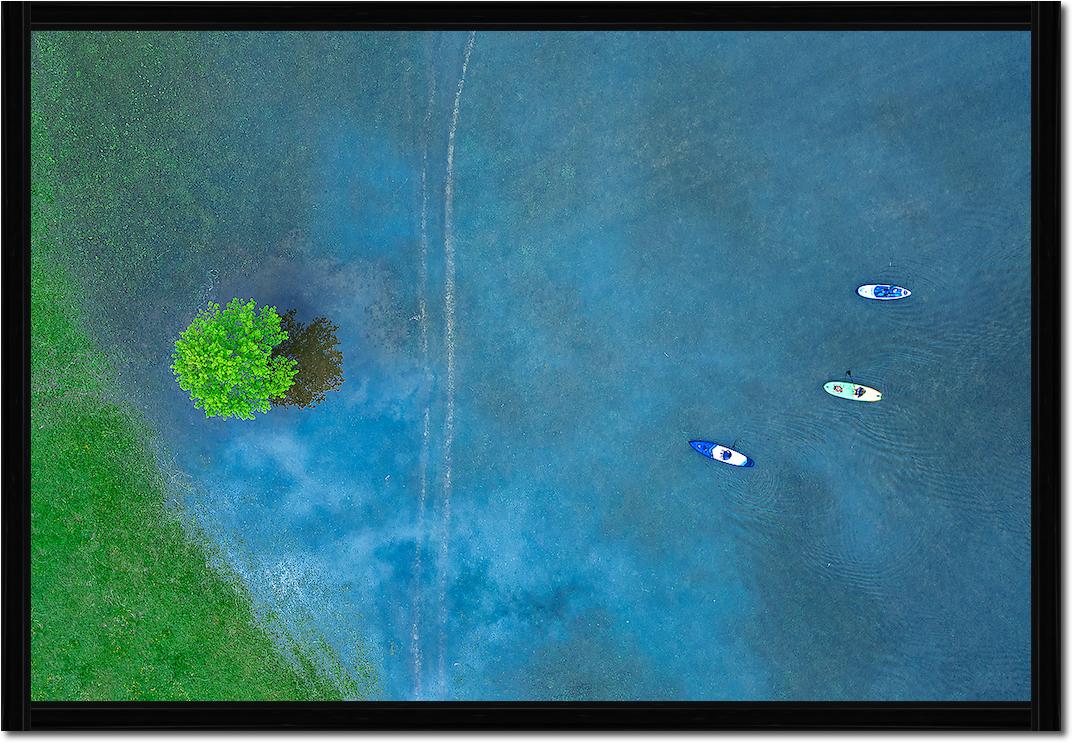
[2,1,1059,731]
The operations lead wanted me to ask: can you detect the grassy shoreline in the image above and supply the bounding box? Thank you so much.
[30,84,363,703]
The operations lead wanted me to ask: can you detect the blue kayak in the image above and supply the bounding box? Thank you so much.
[690,440,754,467]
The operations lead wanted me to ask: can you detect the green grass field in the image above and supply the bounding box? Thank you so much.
[30,85,364,702]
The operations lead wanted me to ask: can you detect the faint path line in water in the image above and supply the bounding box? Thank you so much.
[437,30,476,697]
[410,63,438,700]
[411,407,431,695]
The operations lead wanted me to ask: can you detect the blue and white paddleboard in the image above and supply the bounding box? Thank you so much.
[690,440,754,468]
[857,283,911,301]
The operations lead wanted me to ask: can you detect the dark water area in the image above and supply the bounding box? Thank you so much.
[36,31,1030,699]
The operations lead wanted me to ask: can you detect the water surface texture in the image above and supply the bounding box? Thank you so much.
[37,30,1030,700]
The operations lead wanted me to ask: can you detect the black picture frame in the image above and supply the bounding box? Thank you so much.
[1,1,1060,731]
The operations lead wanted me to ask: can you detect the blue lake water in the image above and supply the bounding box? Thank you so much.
[81,31,1031,699]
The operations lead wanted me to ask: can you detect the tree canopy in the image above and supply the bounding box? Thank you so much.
[171,298,297,420]
[272,309,344,409]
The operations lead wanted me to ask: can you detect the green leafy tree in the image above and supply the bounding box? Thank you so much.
[272,309,344,409]
[171,298,297,420]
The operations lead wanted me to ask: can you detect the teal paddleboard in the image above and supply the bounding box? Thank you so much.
[823,381,882,402]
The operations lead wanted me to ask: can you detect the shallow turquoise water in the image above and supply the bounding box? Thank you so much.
[51,31,1031,699]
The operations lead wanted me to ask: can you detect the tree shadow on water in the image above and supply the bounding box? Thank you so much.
[272,309,345,410]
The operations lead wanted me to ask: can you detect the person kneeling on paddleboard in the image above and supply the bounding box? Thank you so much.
[854,386,865,398]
